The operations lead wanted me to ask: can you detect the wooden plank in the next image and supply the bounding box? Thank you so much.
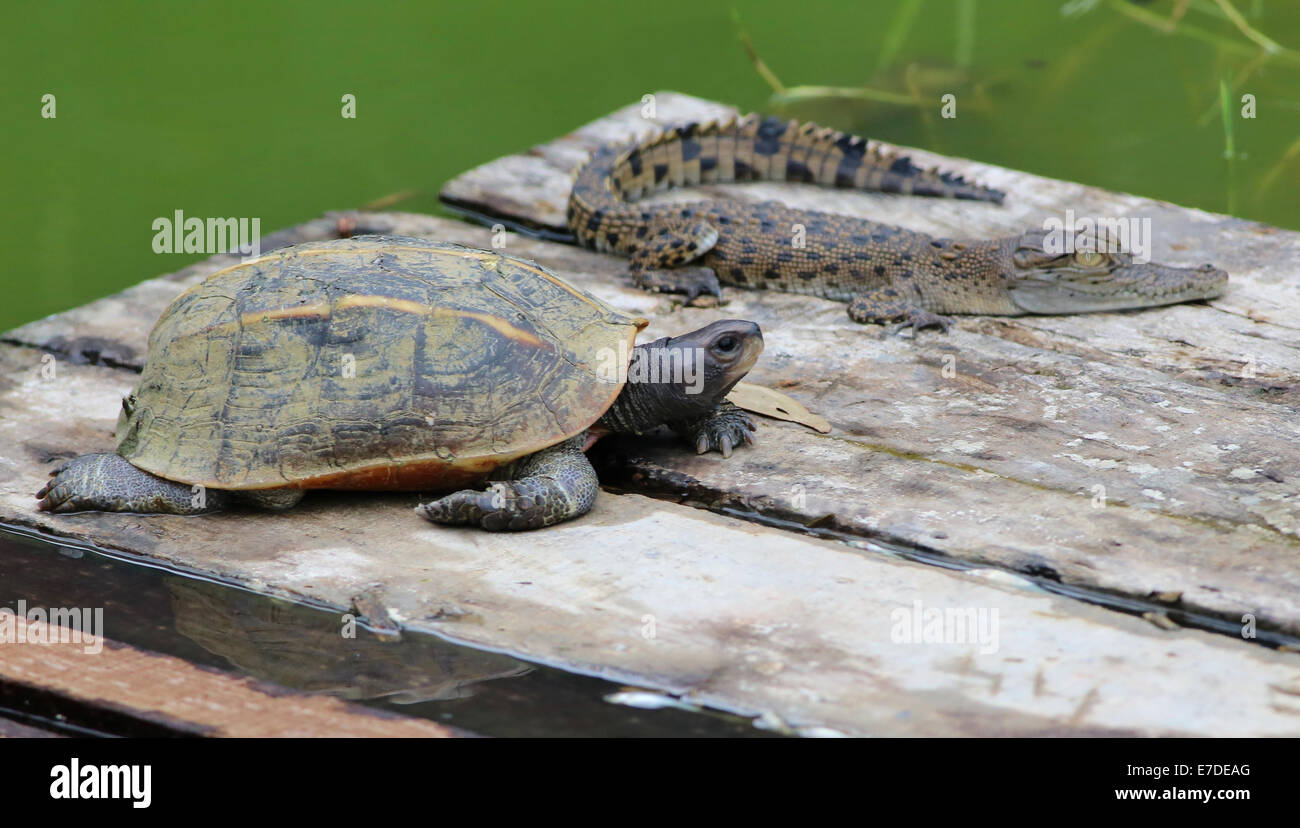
[9,207,1294,637]
[0,718,63,738]
[0,614,459,737]
[0,534,535,706]
[437,93,1300,626]
[1,345,1300,736]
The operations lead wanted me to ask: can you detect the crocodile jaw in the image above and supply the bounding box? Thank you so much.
[1006,262,1228,314]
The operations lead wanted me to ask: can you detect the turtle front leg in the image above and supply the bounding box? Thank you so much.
[36,453,228,514]
[416,436,598,531]
[672,401,756,459]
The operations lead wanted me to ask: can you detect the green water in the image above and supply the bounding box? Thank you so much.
[3,0,1298,332]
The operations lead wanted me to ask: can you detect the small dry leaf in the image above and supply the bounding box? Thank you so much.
[727,382,830,433]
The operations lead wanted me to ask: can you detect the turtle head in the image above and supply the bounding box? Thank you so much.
[666,319,764,406]
[999,229,1228,314]
[601,320,763,433]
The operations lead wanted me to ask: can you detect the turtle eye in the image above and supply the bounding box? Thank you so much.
[714,335,740,354]
[1074,250,1107,268]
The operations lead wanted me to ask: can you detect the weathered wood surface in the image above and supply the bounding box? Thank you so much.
[1,347,1299,736]
[1,94,1298,735]
[0,615,459,737]
[16,207,1295,638]
[0,718,62,738]
[440,92,1300,626]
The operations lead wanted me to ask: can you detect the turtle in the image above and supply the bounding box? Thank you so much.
[35,235,764,531]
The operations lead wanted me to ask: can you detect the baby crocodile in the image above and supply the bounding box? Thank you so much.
[568,114,1228,332]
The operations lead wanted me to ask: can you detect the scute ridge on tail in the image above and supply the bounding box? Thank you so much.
[574,113,1004,213]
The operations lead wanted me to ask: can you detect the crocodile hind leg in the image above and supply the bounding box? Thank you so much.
[416,436,598,531]
[36,453,231,514]
[846,287,953,336]
[627,222,722,301]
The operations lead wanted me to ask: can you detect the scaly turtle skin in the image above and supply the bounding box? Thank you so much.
[36,236,764,530]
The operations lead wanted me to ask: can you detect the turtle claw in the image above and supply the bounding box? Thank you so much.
[419,482,557,532]
[35,476,71,512]
[417,486,504,528]
[680,401,756,459]
[35,454,108,512]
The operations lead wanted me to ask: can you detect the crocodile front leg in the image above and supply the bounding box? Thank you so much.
[627,222,722,301]
[847,287,953,335]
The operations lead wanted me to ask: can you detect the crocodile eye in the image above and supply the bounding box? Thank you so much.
[1074,250,1107,268]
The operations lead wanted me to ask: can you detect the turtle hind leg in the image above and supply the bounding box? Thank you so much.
[36,453,228,515]
[235,488,305,511]
[416,436,598,531]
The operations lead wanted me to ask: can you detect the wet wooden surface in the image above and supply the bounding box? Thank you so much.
[2,94,1299,736]
[0,718,62,738]
[0,615,459,737]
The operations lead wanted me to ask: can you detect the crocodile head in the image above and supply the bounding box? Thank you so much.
[999,229,1228,314]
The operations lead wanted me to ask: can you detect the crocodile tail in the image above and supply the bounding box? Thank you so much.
[601,113,1004,205]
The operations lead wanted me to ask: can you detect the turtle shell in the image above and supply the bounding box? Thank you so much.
[115,235,647,491]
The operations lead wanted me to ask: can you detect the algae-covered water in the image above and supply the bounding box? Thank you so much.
[3,0,1298,331]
